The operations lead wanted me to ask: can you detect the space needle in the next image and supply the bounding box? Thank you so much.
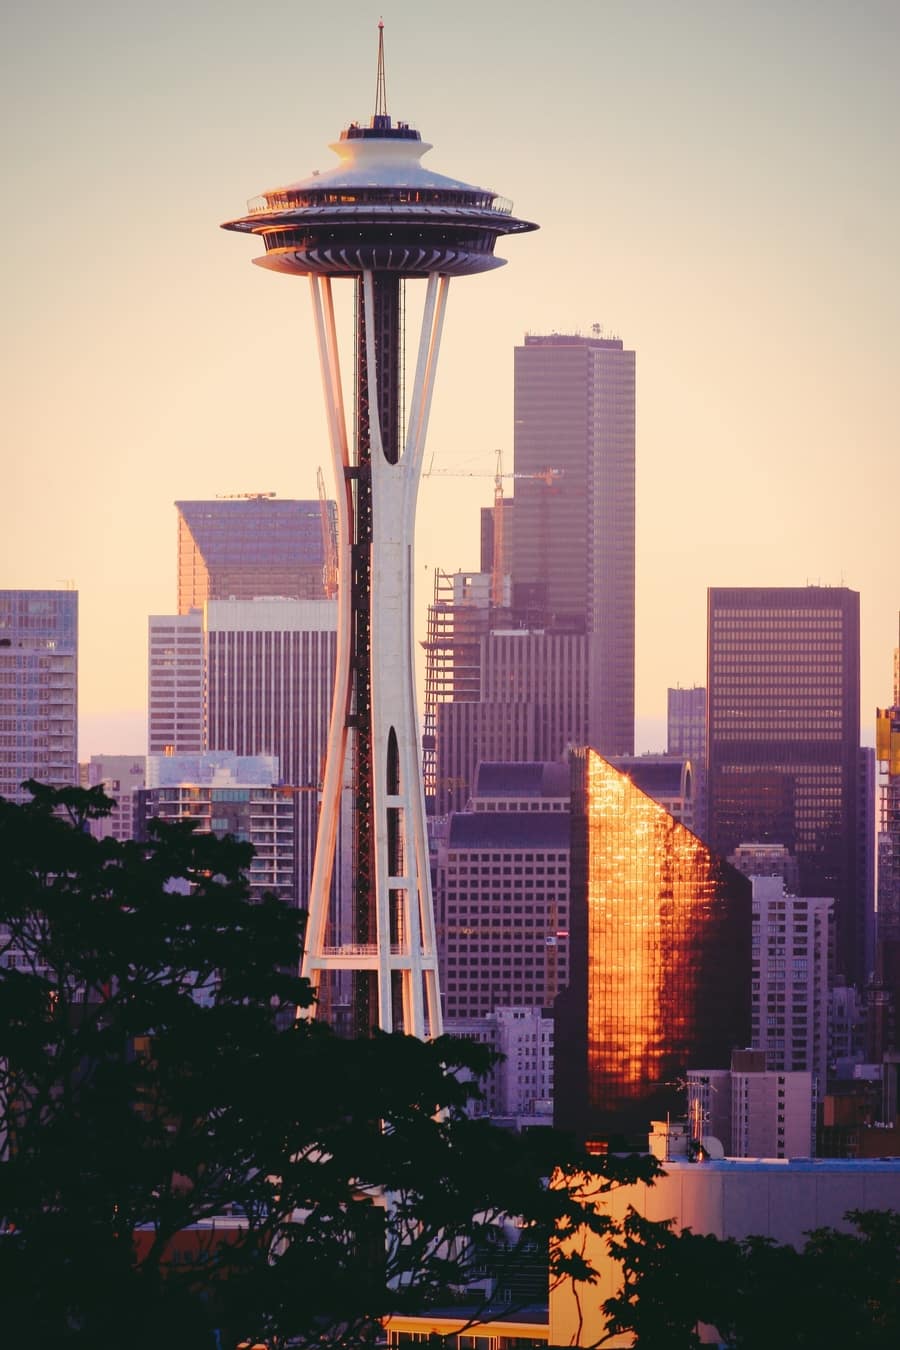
[223,26,537,1039]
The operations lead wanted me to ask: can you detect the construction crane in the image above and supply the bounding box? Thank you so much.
[424,452,562,607]
[317,467,339,600]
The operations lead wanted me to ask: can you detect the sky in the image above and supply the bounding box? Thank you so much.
[2,0,898,759]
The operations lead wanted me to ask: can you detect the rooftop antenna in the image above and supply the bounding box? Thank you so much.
[373,19,388,124]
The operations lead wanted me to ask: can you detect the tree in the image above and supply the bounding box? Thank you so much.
[601,1205,900,1349]
[0,784,656,1349]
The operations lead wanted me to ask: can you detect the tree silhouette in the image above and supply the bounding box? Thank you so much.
[0,784,655,1349]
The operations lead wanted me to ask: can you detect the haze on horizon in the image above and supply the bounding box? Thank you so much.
[2,0,898,760]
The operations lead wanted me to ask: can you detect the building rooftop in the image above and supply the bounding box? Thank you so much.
[610,756,690,798]
[448,812,570,850]
[176,499,326,568]
[473,761,570,799]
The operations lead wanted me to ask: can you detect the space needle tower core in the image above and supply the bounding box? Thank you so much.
[223,26,537,1039]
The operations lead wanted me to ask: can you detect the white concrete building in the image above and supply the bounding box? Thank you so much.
[445,1005,554,1125]
[751,876,831,1088]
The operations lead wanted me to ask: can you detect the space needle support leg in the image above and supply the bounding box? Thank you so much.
[401,273,449,1038]
[301,274,353,1006]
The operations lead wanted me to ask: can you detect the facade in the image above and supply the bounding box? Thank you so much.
[729,840,801,892]
[437,808,570,1021]
[749,876,831,1088]
[176,496,331,613]
[148,612,204,755]
[444,1005,555,1124]
[224,35,535,1037]
[555,748,751,1145]
[667,685,706,761]
[707,586,865,986]
[0,590,77,802]
[87,754,146,842]
[688,1055,815,1159]
[609,754,695,832]
[435,630,591,816]
[148,598,341,914]
[140,752,294,902]
[667,685,707,838]
[205,598,340,914]
[512,333,635,756]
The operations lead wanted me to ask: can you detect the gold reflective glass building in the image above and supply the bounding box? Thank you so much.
[555,749,751,1145]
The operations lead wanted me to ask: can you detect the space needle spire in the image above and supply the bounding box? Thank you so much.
[223,31,537,1039]
[374,19,388,121]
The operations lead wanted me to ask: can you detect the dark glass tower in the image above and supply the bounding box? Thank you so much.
[555,748,751,1146]
[707,586,864,985]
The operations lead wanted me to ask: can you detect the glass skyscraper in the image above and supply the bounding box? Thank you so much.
[176,497,333,613]
[555,748,751,1146]
[0,590,78,802]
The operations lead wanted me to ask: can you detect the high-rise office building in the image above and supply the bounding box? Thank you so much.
[512,333,635,755]
[0,590,77,802]
[147,598,341,913]
[176,497,332,614]
[205,598,340,912]
[148,612,204,754]
[555,748,751,1145]
[707,586,865,986]
[748,876,831,1088]
[436,761,571,1021]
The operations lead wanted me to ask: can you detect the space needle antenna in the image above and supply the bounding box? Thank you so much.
[374,19,388,121]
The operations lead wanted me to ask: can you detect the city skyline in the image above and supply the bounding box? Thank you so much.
[3,2,899,759]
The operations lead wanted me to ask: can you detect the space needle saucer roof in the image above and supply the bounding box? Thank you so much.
[222,42,537,278]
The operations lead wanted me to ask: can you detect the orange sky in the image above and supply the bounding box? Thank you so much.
[2,1,898,758]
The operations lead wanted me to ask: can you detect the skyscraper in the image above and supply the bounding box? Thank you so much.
[555,748,751,1146]
[0,590,77,802]
[512,333,635,755]
[707,586,864,985]
[223,28,536,1035]
[436,761,571,1021]
[205,597,339,912]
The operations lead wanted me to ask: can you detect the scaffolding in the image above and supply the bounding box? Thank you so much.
[422,570,491,801]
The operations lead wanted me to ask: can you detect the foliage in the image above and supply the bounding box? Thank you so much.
[600,1204,900,1349]
[0,784,657,1350]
